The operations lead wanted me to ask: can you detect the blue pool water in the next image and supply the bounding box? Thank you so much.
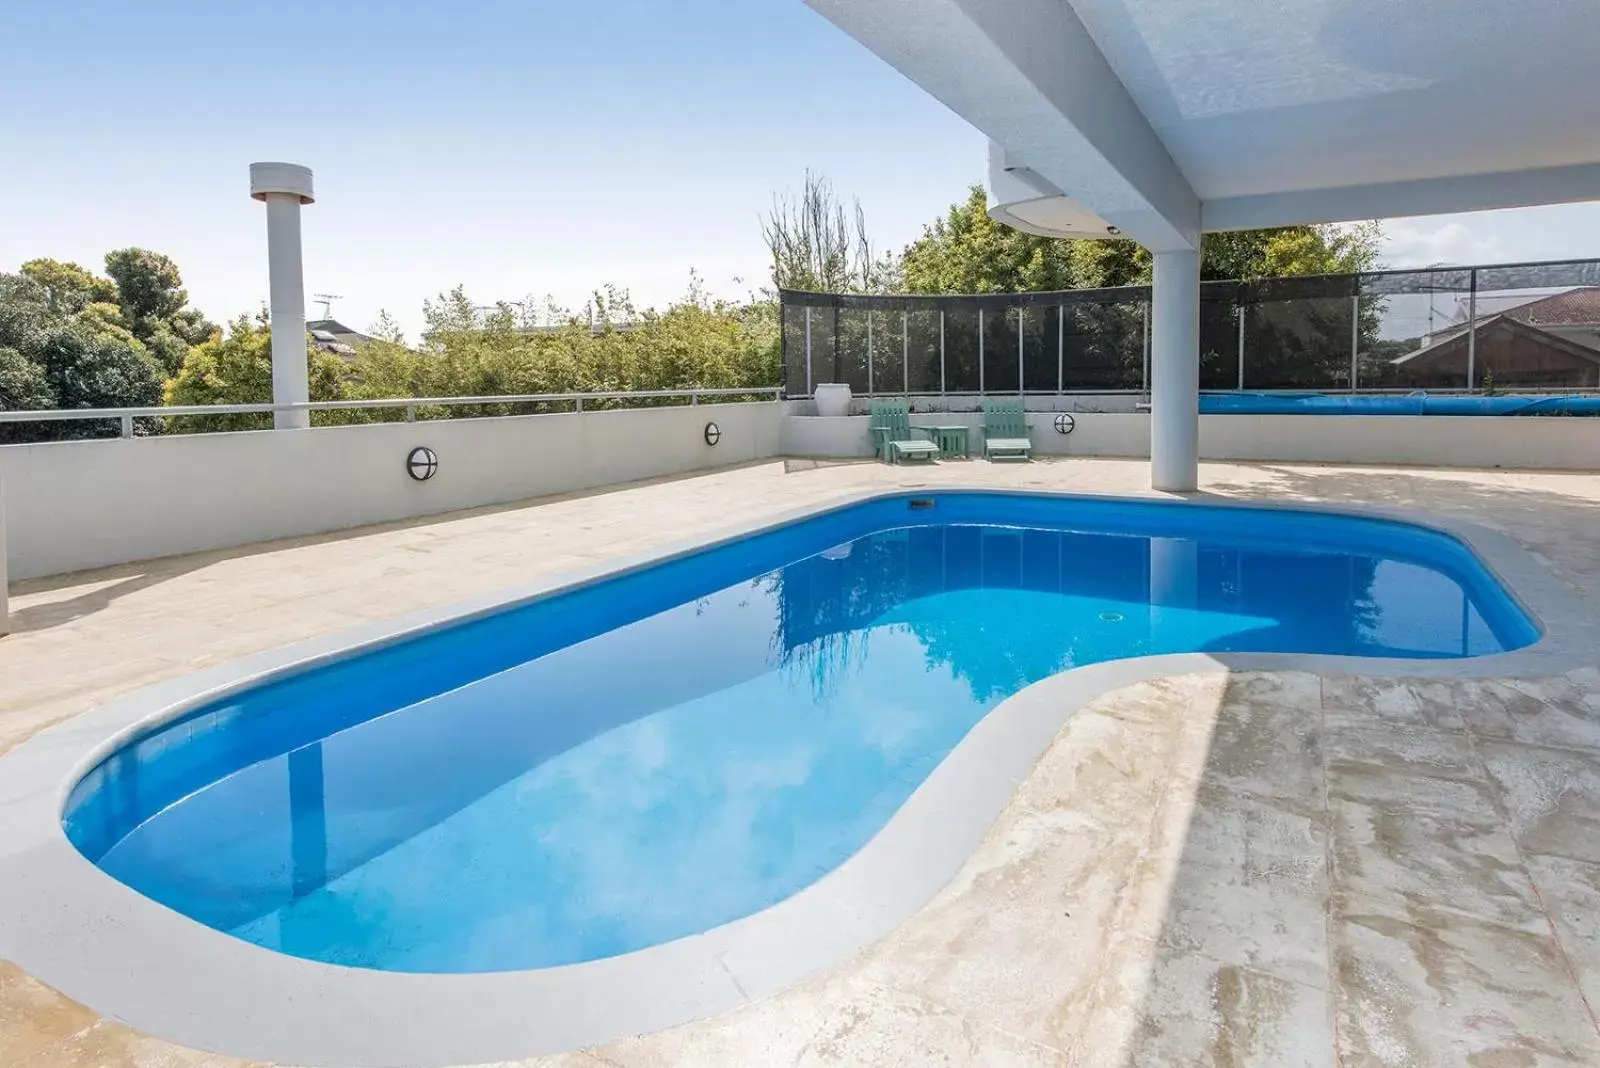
[65,494,1537,973]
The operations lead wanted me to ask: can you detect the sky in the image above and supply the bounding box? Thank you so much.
[4,0,1600,341]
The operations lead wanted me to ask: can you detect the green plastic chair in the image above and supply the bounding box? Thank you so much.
[869,401,940,465]
[981,398,1033,462]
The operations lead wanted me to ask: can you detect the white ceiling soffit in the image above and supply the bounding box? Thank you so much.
[1068,0,1600,229]
[806,0,1600,240]
[803,0,1201,251]
[988,143,1120,239]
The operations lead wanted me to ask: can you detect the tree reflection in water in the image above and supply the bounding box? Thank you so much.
[766,523,1388,706]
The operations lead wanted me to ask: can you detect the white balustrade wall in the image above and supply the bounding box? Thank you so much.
[0,403,782,582]
[778,408,1600,470]
[3,401,1598,587]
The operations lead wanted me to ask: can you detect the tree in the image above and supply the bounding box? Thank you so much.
[103,247,216,374]
[165,313,349,432]
[19,258,118,314]
[0,272,166,442]
[900,187,1150,294]
[899,185,1381,293]
[32,325,165,413]
[762,172,897,293]
[0,345,53,411]
[1200,223,1380,280]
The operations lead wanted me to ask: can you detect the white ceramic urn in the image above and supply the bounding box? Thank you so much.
[813,382,853,417]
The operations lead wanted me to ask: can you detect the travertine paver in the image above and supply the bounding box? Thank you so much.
[3,457,1600,1067]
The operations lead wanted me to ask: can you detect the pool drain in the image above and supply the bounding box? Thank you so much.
[1100,611,1125,623]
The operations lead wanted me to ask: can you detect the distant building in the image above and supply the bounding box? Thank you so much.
[307,319,377,360]
[1391,288,1600,388]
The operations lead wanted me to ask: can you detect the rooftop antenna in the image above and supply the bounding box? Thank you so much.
[313,293,342,320]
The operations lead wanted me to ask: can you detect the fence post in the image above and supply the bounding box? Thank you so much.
[939,310,946,395]
[978,308,986,394]
[867,311,874,397]
[1057,304,1065,394]
[833,305,841,389]
[1017,307,1025,395]
[1142,301,1151,393]
[405,403,416,423]
[575,397,585,413]
[1236,304,1246,391]
[1466,269,1479,390]
[690,392,699,406]
[1349,295,1361,392]
[804,306,813,395]
[902,311,909,395]
[120,414,134,438]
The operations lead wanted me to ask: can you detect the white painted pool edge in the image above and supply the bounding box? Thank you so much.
[0,488,1594,1068]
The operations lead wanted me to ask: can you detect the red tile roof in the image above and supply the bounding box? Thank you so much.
[1504,287,1600,327]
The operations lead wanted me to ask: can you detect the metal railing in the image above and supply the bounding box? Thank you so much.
[0,387,783,439]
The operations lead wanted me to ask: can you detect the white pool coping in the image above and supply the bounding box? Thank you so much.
[0,488,1595,1067]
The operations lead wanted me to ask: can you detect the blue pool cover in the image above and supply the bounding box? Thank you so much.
[1200,391,1600,415]
[64,493,1538,973]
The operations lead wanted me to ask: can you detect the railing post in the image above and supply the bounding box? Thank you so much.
[405,403,416,423]
[804,306,813,395]
[120,414,134,439]
[1236,303,1246,391]
[833,305,841,389]
[575,396,585,413]
[1142,300,1151,393]
[1057,304,1065,394]
[1350,294,1361,392]
[1017,306,1025,395]
[690,392,699,406]
[1466,269,1479,390]
[866,312,874,397]
[902,311,909,395]
[978,308,986,394]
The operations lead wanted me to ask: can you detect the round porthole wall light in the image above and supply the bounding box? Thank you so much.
[1054,413,1076,435]
[704,422,722,446]
[406,446,439,481]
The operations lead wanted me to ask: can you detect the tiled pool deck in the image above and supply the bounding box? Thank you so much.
[4,457,1600,1067]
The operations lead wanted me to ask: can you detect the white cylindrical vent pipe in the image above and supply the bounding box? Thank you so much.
[249,163,315,431]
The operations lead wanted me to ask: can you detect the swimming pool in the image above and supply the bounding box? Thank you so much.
[63,493,1537,975]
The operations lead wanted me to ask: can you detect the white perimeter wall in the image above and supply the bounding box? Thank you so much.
[781,411,1600,470]
[0,403,782,582]
[5,401,1597,586]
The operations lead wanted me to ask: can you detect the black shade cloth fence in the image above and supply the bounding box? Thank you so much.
[781,259,1600,397]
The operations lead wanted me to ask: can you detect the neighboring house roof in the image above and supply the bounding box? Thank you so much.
[1503,286,1600,327]
[307,318,376,358]
[1393,287,1600,366]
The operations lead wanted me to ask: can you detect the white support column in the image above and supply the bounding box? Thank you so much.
[1151,249,1200,492]
[250,163,316,431]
